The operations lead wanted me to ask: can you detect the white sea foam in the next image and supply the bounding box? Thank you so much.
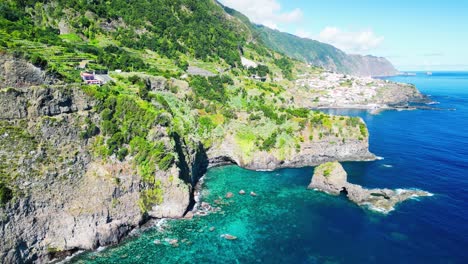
[362,202,392,214]
[97,246,107,252]
[57,250,85,264]
[383,164,393,168]
[376,156,384,160]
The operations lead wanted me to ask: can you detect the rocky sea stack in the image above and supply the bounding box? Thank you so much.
[308,162,432,213]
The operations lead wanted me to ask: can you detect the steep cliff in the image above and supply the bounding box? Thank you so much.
[346,55,399,77]
[0,54,377,263]
[0,56,203,263]
[208,123,375,170]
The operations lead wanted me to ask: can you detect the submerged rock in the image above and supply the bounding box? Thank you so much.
[221,234,237,240]
[239,190,246,195]
[225,192,234,199]
[308,162,432,213]
[250,191,257,197]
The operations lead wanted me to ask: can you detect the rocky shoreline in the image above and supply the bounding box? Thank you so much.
[308,162,432,213]
[0,84,376,263]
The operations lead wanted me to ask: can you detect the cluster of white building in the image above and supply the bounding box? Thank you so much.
[295,72,387,107]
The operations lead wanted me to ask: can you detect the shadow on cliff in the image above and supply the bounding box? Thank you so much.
[172,132,208,213]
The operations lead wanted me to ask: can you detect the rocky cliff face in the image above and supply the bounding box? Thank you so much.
[0,57,204,263]
[0,84,205,262]
[344,55,399,77]
[0,85,140,262]
[208,135,375,171]
[0,53,58,88]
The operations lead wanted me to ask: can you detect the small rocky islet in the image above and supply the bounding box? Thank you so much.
[308,161,432,213]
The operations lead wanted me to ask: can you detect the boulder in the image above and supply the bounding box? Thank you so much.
[308,162,347,195]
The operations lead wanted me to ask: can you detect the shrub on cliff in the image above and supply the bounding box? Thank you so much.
[0,182,12,206]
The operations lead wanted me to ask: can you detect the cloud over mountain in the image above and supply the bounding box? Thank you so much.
[220,0,302,29]
[317,27,384,54]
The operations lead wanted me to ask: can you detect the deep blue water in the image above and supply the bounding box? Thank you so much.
[75,72,468,263]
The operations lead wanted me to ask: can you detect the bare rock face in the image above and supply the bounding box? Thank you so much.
[345,55,399,77]
[0,53,58,88]
[308,162,432,213]
[147,166,191,219]
[208,133,376,171]
[0,86,94,120]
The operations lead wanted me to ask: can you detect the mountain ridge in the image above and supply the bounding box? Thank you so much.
[222,5,399,77]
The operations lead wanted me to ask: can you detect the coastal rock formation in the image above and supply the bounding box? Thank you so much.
[308,162,432,213]
[0,2,433,263]
[208,132,376,171]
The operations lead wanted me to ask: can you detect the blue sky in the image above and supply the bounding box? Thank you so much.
[220,0,468,71]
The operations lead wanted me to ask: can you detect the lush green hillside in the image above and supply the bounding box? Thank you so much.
[0,0,367,207]
[0,0,249,80]
[222,4,398,76]
[253,24,348,71]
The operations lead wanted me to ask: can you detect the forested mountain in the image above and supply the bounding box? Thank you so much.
[223,5,399,77]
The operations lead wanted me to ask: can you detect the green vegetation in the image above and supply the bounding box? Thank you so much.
[0,121,40,206]
[189,75,233,103]
[139,181,164,213]
[274,57,294,80]
[320,162,335,178]
[0,0,371,213]
[83,82,180,211]
[0,0,246,81]
[247,64,270,77]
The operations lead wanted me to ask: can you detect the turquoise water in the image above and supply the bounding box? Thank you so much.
[74,72,468,263]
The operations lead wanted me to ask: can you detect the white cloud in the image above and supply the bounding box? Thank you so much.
[220,0,302,29]
[295,29,312,39]
[316,26,384,53]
